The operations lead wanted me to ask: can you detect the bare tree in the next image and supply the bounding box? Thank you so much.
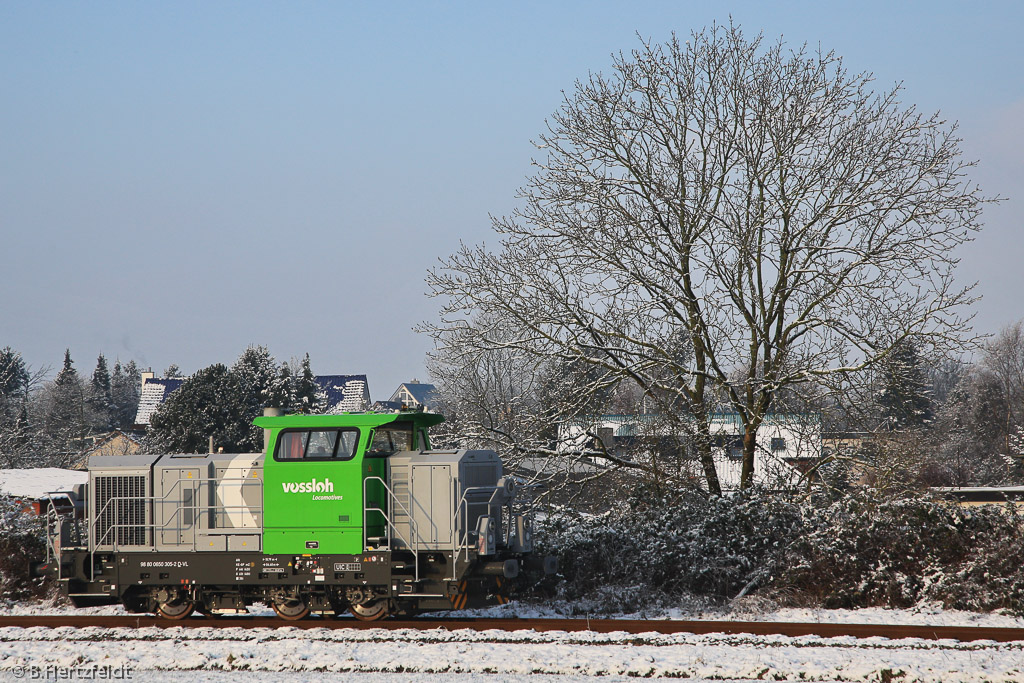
[979,321,1024,457]
[426,24,992,493]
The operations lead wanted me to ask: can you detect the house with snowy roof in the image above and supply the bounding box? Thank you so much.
[133,372,371,428]
[315,375,371,413]
[0,468,89,515]
[133,374,185,429]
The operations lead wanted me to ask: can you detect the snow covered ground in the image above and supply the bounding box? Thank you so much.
[1,622,1024,681]
[2,601,1024,681]
[7,597,1024,628]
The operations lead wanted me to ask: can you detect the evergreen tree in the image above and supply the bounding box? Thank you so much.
[878,341,934,430]
[150,347,302,453]
[0,347,33,467]
[292,353,326,414]
[87,353,113,429]
[272,362,293,411]
[0,347,29,400]
[54,349,78,388]
[44,349,86,463]
[164,364,182,378]
[232,346,284,446]
[149,364,253,453]
[232,346,279,407]
[110,360,142,429]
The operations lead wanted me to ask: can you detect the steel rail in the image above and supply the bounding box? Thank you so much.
[1,615,1023,642]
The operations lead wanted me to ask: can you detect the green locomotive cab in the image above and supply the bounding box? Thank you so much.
[38,411,549,621]
[257,412,442,555]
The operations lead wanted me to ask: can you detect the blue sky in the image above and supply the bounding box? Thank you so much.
[1,1,1021,399]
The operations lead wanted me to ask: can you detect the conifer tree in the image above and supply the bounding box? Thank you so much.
[88,354,113,429]
[54,349,78,388]
[0,347,29,400]
[149,364,253,453]
[878,342,934,430]
[45,349,86,463]
[0,347,33,467]
[292,353,326,414]
[110,360,142,429]
[271,362,293,411]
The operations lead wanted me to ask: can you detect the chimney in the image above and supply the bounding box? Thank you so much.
[263,407,283,452]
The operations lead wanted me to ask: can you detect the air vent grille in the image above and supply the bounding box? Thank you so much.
[94,475,148,547]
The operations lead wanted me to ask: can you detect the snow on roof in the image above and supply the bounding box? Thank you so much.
[133,374,372,427]
[134,378,184,426]
[316,375,370,412]
[0,468,88,500]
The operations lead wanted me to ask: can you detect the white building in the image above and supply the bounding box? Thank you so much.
[557,412,821,490]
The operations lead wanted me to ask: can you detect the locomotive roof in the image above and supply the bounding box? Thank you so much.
[252,411,445,430]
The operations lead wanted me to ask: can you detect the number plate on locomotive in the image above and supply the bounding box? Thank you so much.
[334,562,361,572]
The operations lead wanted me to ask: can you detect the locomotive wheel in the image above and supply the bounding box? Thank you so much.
[155,599,195,620]
[350,599,390,621]
[272,597,311,621]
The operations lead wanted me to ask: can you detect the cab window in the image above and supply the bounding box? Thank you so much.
[275,429,359,461]
[367,423,414,457]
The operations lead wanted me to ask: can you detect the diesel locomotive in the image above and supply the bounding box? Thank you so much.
[37,411,551,620]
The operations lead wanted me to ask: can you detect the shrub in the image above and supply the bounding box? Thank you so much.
[0,495,51,601]
[535,488,1024,614]
[535,489,803,609]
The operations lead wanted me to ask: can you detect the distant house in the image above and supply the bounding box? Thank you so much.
[316,375,371,413]
[0,468,88,515]
[132,371,372,428]
[385,381,438,412]
[133,373,185,429]
[72,430,142,469]
[557,412,822,491]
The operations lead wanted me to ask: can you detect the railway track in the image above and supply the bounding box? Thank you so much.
[1,615,1022,642]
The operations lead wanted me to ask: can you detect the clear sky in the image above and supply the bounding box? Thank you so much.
[1,1,1021,400]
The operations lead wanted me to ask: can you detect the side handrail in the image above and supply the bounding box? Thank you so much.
[89,475,262,549]
[362,475,428,583]
[88,475,263,580]
[88,499,264,581]
[449,485,496,579]
[92,500,264,550]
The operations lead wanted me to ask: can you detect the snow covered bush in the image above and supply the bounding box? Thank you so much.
[534,489,803,611]
[777,491,1024,613]
[0,495,50,601]
[535,488,1024,614]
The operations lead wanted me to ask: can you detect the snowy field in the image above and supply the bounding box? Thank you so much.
[2,601,1024,681]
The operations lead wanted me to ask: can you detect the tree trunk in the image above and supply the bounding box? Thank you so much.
[740,429,757,489]
[696,419,722,496]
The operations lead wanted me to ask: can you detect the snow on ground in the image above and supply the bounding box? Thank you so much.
[3,600,1024,680]
[428,599,1024,629]
[8,597,1024,628]
[0,623,1023,681]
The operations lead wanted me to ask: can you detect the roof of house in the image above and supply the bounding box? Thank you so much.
[134,378,185,426]
[0,468,88,500]
[133,374,372,427]
[390,382,437,406]
[315,375,370,413]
